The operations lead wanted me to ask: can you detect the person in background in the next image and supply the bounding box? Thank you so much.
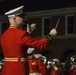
[60,62,70,75]
[1,5,57,75]
[47,58,62,75]
[68,64,76,75]
[27,48,47,75]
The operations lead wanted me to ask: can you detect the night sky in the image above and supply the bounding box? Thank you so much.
[0,0,76,15]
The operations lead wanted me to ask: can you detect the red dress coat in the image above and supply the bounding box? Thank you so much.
[1,27,49,75]
[50,67,62,75]
[28,57,47,75]
[69,68,76,75]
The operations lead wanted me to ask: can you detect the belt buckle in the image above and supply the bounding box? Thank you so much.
[29,73,33,75]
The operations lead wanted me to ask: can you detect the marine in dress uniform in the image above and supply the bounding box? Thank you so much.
[27,48,47,75]
[0,5,57,75]
[50,66,62,75]
[68,64,76,75]
[47,59,62,75]
[60,63,69,75]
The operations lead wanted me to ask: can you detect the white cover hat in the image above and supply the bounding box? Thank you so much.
[27,48,35,54]
[53,58,59,62]
[5,5,24,17]
[34,54,42,58]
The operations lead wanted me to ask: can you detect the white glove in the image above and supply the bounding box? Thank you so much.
[0,65,2,69]
[49,28,57,36]
[27,23,36,34]
[53,65,58,71]
[71,65,74,69]
[47,64,51,68]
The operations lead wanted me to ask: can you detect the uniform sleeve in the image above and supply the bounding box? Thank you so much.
[38,59,47,75]
[20,32,49,49]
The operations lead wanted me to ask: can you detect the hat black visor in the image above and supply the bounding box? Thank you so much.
[17,13,25,18]
[27,53,33,56]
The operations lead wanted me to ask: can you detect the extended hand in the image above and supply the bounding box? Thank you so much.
[30,23,36,33]
[49,28,57,36]
[27,23,36,34]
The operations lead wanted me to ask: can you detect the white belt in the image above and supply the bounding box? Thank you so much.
[29,73,39,75]
[4,57,27,62]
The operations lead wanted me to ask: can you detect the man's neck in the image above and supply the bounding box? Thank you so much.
[9,25,18,28]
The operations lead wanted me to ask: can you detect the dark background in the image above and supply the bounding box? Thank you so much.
[0,0,76,15]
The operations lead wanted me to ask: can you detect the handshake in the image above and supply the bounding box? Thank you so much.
[27,23,57,36]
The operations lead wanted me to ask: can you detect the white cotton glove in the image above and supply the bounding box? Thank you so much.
[30,23,36,32]
[0,61,3,69]
[27,23,36,34]
[53,65,58,71]
[71,65,74,69]
[49,28,57,37]
[0,65,2,69]
[47,64,51,68]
